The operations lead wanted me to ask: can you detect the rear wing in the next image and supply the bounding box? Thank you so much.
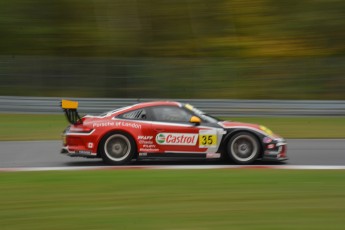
[61,99,82,125]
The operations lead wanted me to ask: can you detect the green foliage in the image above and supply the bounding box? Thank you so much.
[1,0,344,57]
[0,0,344,99]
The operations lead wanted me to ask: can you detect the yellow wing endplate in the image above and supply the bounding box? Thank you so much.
[61,99,82,124]
[61,100,78,109]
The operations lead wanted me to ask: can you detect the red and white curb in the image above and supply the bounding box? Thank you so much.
[1,165,345,172]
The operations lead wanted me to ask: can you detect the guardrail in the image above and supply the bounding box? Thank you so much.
[0,96,344,116]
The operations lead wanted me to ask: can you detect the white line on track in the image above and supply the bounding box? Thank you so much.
[2,165,345,172]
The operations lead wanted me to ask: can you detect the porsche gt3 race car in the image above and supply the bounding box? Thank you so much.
[60,100,287,165]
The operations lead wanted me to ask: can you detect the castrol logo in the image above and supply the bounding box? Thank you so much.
[156,133,198,146]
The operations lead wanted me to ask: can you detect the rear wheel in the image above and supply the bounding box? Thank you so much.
[100,132,135,165]
[227,132,260,164]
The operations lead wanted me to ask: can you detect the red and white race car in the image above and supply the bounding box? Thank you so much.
[61,100,287,165]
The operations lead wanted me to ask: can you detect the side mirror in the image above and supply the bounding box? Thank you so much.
[190,116,201,125]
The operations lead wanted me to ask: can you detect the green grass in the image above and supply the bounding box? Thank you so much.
[225,117,345,139]
[1,169,345,229]
[0,114,344,140]
[0,114,68,141]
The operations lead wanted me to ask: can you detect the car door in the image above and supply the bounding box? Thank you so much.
[148,105,206,154]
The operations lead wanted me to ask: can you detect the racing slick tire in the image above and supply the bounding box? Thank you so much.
[227,132,260,164]
[100,132,136,165]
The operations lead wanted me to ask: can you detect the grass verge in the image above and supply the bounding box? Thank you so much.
[1,169,345,230]
[0,114,344,140]
[0,114,67,141]
[227,116,345,139]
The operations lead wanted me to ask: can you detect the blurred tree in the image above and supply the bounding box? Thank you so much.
[0,0,344,99]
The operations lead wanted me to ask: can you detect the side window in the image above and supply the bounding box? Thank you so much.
[151,106,191,123]
[119,109,147,120]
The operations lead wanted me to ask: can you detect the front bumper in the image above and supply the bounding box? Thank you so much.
[261,138,288,162]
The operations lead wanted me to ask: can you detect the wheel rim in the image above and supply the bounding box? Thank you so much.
[231,135,258,162]
[104,134,131,162]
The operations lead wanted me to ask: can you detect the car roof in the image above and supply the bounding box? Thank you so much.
[128,101,182,110]
[96,101,183,117]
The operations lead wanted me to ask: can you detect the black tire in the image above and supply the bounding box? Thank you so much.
[227,132,260,164]
[99,132,136,165]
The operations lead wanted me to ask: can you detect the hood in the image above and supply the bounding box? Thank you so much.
[218,121,261,129]
[218,121,277,138]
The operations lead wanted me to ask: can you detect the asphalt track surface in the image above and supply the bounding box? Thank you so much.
[0,139,344,168]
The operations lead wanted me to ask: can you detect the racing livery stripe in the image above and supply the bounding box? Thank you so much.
[113,118,224,130]
[112,118,196,127]
[66,129,96,136]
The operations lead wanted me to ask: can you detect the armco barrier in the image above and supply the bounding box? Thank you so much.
[0,96,344,116]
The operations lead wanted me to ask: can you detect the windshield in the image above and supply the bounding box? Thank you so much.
[184,104,220,123]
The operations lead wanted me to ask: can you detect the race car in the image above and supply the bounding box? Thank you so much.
[60,100,287,165]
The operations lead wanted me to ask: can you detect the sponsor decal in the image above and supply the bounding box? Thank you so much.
[115,121,141,129]
[156,133,198,146]
[185,104,194,111]
[156,133,166,144]
[138,136,153,140]
[88,142,94,148]
[139,148,159,152]
[138,136,154,144]
[199,130,217,148]
[93,122,114,128]
[92,121,141,129]
[139,140,154,144]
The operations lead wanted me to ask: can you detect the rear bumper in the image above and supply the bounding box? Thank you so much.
[61,127,98,158]
[61,146,98,158]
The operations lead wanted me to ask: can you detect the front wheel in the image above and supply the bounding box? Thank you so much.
[227,132,260,164]
[100,132,136,165]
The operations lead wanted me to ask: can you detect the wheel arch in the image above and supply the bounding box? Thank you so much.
[221,129,264,157]
[96,129,138,158]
